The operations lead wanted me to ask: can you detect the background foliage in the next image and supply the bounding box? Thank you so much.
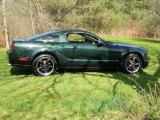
[0,0,160,47]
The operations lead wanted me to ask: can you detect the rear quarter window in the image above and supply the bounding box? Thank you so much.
[34,35,60,42]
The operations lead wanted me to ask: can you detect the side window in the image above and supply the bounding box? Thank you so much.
[34,35,59,42]
[83,34,99,44]
[59,33,68,42]
[67,34,85,42]
[43,35,59,42]
[86,35,98,42]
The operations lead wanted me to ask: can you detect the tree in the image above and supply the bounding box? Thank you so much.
[30,0,35,34]
[144,0,160,38]
[2,0,9,48]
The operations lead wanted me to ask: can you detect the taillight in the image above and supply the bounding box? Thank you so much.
[10,43,14,51]
[19,57,29,61]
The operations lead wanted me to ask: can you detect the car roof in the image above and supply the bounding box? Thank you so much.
[52,29,92,33]
[26,29,96,40]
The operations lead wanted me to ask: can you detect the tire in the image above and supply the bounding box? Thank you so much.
[32,54,57,76]
[121,53,142,74]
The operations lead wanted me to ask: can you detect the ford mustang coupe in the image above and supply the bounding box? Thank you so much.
[8,29,150,76]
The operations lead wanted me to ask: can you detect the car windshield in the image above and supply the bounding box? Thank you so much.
[106,40,113,44]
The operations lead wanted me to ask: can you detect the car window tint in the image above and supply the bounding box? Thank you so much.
[59,33,68,42]
[43,35,59,42]
[34,35,59,42]
[87,35,98,42]
[67,34,85,42]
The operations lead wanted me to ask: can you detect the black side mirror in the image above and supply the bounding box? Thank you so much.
[97,40,104,47]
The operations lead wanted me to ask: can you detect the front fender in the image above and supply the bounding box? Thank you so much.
[120,48,146,66]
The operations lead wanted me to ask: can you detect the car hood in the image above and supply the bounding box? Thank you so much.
[112,42,140,48]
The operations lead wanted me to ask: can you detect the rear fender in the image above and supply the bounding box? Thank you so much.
[31,50,69,67]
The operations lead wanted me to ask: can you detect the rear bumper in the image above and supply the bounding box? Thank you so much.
[143,56,150,68]
[8,64,31,67]
[7,50,31,67]
[7,50,13,65]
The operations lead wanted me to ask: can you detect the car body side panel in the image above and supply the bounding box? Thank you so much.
[8,41,148,69]
[9,41,122,68]
[56,43,123,68]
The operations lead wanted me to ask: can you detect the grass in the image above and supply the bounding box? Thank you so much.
[0,36,160,120]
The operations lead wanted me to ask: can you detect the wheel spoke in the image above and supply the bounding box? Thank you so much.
[43,60,47,65]
[48,66,53,68]
[38,67,43,70]
[135,63,140,66]
[39,59,44,64]
[126,64,132,69]
[128,59,133,63]
[46,58,50,64]
[131,65,136,71]
[44,67,48,73]
[133,57,136,62]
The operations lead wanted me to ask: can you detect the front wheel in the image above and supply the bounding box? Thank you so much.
[121,54,142,74]
[33,54,57,76]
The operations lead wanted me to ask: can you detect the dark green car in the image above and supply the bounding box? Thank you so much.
[8,29,150,76]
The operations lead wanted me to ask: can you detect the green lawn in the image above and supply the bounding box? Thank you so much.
[0,36,160,120]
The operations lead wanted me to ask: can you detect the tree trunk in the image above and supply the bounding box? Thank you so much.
[36,0,54,32]
[2,0,9,48]
[30,0,35,35]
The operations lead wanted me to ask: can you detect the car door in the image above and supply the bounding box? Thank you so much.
[60,32,112,68]
[59,33,94,68]
[81,34,121,68]
[70,42,110,68]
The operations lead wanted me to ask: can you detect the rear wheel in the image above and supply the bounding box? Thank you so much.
[33,54,57,76]
[121,54,142,74]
